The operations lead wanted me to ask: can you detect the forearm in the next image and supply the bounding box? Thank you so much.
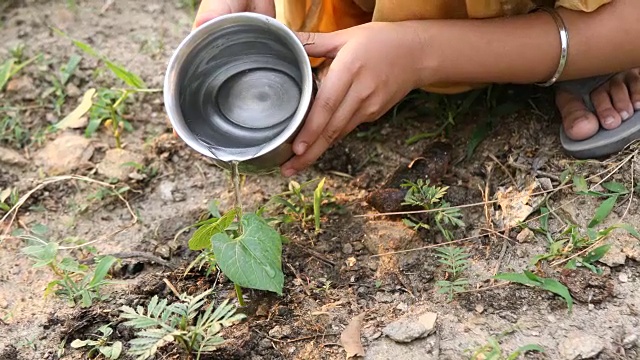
[412,0,640,87]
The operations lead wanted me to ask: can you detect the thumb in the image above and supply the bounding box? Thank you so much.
[296,31,346,59]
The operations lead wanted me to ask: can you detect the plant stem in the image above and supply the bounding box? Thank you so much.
[234,284,245,307]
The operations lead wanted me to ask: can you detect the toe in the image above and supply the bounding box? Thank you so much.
[625,69,640,111]
[608,75,634,120]
[591,86,622,130]
[556,89,599,140]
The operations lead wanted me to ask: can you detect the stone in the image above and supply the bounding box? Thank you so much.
[382,312,437,343]
[34,133,94,175]
[516,228,535,243]
[159,181,175,202]
[268,325,292,339]
[65,82,82,98]
[538,177,553,191]
[342,243,353,255]
[96,148,144,181]
[6,76,37,100]
[363,221,417,256]
[619,234,640,261]
[558,332,605,360]
[618,272,629,283]
[366,334,439,360]
[623,334,638,349]
[0,147,27,167]
[600,243,626,267]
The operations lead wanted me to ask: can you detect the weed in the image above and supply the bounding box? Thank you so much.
[0,114,30,148]
[42,54,82,115]
[528,178,639,274]
[434,246,470,301]
[0,187,19,213]
[401,179,465,240]
[494,271,573,312]
[17,225,119,307]
[71,324,122,359]
[268,178,339,234]
[469,335,544,360]
[54,30,159,148]
[120,289,245,360]
[0,48,41,92]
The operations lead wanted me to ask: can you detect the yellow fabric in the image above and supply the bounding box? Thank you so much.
[275,0,613,93]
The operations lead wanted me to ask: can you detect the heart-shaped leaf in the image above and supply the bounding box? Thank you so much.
[212,214,283,295]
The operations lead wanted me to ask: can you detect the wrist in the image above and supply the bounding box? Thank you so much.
[402,21,442,88]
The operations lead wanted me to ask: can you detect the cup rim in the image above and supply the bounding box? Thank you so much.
[163,12,313,162]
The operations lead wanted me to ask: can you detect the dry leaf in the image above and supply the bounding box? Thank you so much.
[494,181,537,229]
[340,312,366,359]
[54,88,95,130]
[0,188,11,203]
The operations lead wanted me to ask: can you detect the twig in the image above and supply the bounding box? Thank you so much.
[1,176,138,250]
[458,282,510,294]
[491,240,509,284]
[620,152,636,221]
[163,278,181,297]
[507,160,560,181]
[82,251,174,268]
[370,233,489,257]
[293,243,335,266]
[487,153,516,187]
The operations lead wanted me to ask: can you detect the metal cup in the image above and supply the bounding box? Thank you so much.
[164,12,314,174]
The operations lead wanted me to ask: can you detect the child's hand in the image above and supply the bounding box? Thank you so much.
[280,21,428,177]
[193,0,276,29]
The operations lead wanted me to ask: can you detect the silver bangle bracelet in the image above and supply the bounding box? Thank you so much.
[535,7,569,87]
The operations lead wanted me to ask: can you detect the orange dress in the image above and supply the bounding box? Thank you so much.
[274,0,612,93]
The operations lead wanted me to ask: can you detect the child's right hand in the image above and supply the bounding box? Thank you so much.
[193,0,276,29]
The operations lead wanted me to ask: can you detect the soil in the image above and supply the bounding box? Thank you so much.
[2,1,640,360]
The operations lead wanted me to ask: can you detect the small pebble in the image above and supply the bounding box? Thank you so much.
[619,273,629,282]
[475,304,484,314]
[623,334,638,348]
[396,302,408,312]
[342,243,353,255]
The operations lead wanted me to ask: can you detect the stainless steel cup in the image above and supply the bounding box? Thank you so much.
[164,12,314,174]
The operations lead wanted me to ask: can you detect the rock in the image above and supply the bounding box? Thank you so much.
[600,243,626,267]
[382,312,437,343]
[6,76,37,100]
[363,221,417,256]
[623,334,638,349]
[538,177,553,191]
[619,234,640,261]
[516,228,534,242]
[268,325,292,339]
[34,133,94,175]
[342,243,354,255]
[159,181,175,202]
[0,147,27,167]
[618,272,629,283]
[558,332,605,360]
[65,82,82,98]
[366,334,439,360]
[96,148,144,181]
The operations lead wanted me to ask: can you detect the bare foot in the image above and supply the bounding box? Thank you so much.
[557,68,640,140]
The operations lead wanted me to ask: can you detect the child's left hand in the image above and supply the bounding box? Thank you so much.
[280,21,429,177]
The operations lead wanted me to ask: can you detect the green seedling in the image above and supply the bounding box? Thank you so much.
[269,177,339,233]
[18,225,119,307]
[0,49,41,92]
[405,90,481,145]
[0,114,30,148]
[71,324,122,359]
[494,271,573,312]
[469,336,544,360]
[528,179,640,274]
[41,54,82,114]
[120,289,246,360]
[401,179,465,240]
[434,246,470,301]
[0,188,19,213]
[53,29,159,148]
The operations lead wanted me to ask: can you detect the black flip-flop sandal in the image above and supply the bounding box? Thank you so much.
[557,74,640,159]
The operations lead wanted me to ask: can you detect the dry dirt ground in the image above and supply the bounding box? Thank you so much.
[1,1,640,360]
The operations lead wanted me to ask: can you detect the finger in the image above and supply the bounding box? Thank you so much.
[248,1,276,17]
[193,0,244,29]
[296,31,346,59]
[282,88,366,176]
[291,62,353,155]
